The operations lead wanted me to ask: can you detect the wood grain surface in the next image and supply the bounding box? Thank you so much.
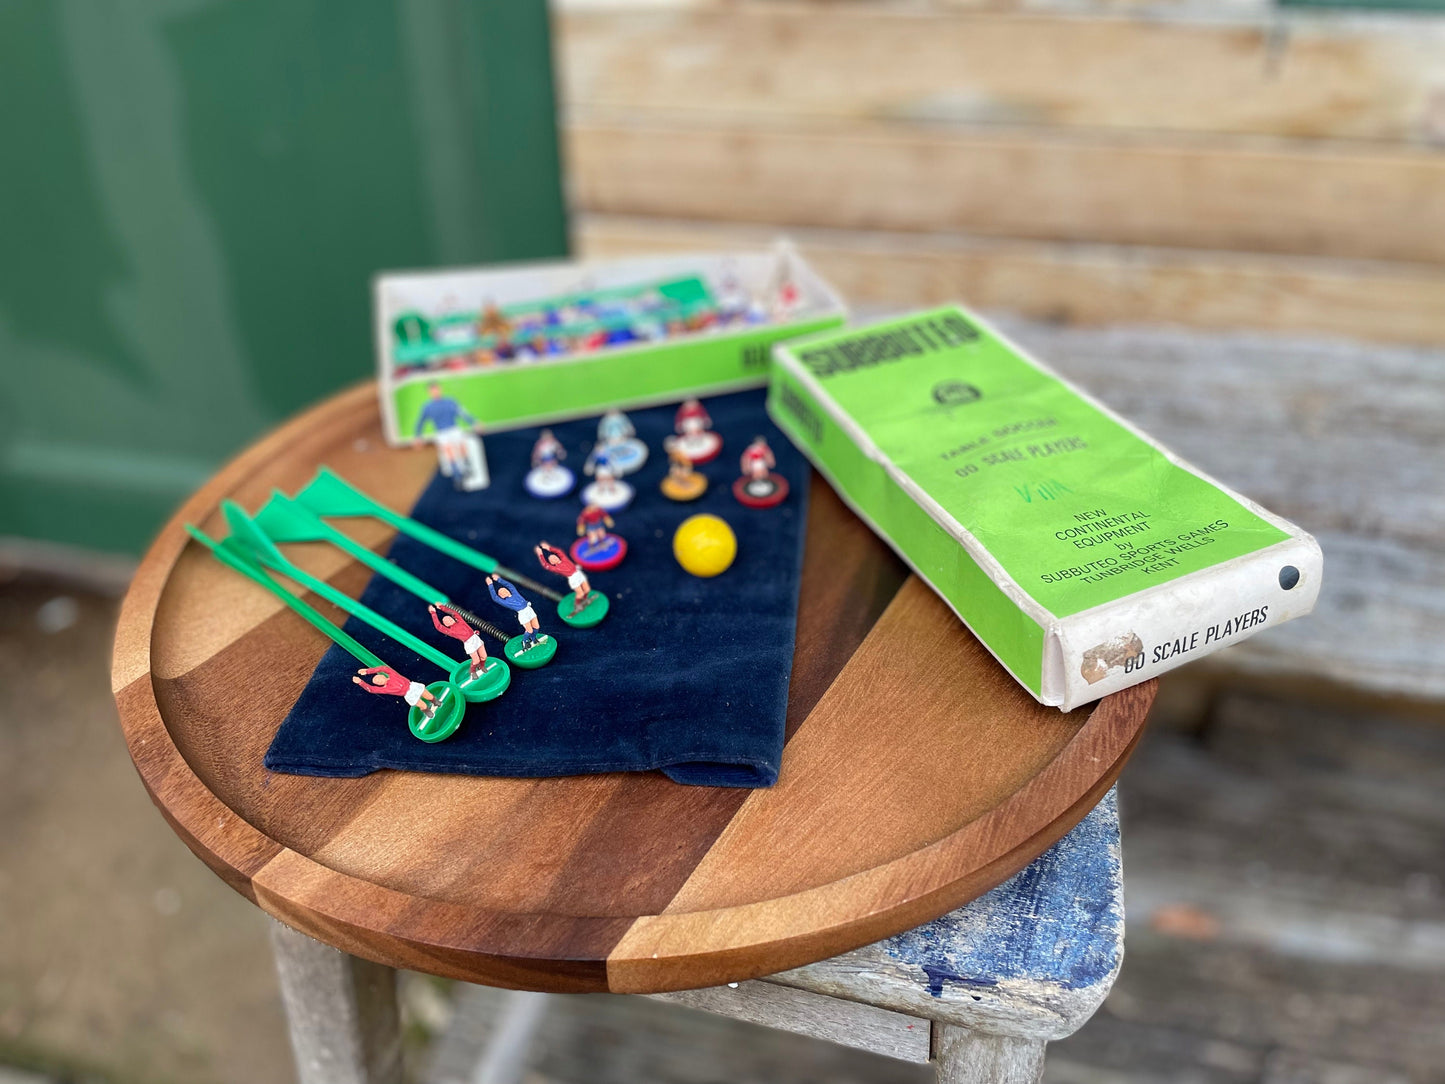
[558,5,1445,145]
[112,385,1154,993]
[566,114,1445,265]
[578,215,1445,349]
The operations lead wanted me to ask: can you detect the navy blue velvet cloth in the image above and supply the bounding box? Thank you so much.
[263,389,807,787]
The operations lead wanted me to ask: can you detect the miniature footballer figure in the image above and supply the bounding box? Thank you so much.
[576,503,613,547]
[660,443,708,502]
[733,434,789,508]
[594,409,648,475]
[486,574,548,655]
[352,665,437,718]
[580,446,634,511]
[766,246,804,320]
[477,301,512,339]
[412,381,489,491]
[740,434,775,480]
[428,603,488,680]
[571,503,628,571]
[715,268,751,325]
[532,427,565,467]
[597,409,633,444]
[771,270,801,320]
[535,541,594,617]
[525,427,574,499]
[671,398,723,464]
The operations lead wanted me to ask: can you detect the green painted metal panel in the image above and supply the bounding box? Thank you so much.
[0,0,568,556]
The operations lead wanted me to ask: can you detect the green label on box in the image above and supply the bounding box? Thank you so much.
[393,316,842,436]
[771,363,1047,692]
[783,308,1289,619]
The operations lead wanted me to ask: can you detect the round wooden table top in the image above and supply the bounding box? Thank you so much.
[112,384,1154,994]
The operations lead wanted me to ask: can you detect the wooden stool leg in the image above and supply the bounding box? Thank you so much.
[934,1024,1046,1084]
[270,920,403,1084]
[472,991,551,1084]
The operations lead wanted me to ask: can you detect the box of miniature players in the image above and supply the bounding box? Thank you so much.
[768,305,1322,710]
[374,243,846,444]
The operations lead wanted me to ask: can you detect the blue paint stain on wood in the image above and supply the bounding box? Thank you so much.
[920,966,997,996]
[885,788,1123,995]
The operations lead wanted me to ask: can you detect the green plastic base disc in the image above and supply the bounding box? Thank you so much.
[557,589,610,629]
[451,657,511,703]
[408,681,464,743]
[505,633,558,669]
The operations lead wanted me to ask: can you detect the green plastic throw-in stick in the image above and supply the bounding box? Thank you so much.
[295,467,561,601]
[187,525,385,667]
[256,491,451,604]
[252,491,528,678]
[185,524,467,741]
[221,501,459,674]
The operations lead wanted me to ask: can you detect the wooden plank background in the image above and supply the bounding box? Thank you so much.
[554,0,1445,345]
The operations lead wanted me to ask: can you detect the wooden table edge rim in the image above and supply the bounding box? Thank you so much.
[111,381,1154,993]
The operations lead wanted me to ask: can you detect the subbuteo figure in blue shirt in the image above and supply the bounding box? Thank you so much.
[412,381,488,490]
[486,574,547,652]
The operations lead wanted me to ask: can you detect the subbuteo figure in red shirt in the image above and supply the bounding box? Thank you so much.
[352,665,437,717]
[427,603,488,680]
[733,434,789,508]
[669,398,722,463]
[740,435,775,481]
[536,541,591,614]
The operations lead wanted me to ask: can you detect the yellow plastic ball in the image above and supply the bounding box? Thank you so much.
[673,514,737,578]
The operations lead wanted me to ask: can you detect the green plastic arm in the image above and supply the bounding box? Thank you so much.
[256,491,453,605]
[296,467,499,575]
[185,524,385,669]
[220,501,457,673]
